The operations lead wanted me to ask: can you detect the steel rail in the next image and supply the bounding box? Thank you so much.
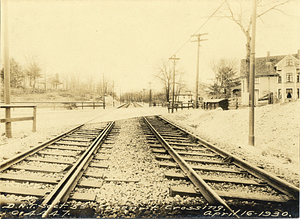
[117,103,127,109]
[0,124,84,172]
[143,117,236,215]
[159,115,299,200]
[36,121,115,218]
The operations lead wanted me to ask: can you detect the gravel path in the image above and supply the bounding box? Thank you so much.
[90,118,205,218]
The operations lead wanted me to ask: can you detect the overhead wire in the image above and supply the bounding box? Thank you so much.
[150,0,227,85]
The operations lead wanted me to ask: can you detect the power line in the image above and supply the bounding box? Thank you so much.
[150,0,226,84]
[171,0,226,57]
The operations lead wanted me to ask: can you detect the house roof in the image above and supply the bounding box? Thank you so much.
[275,54,300,68]
[240,53,298,77]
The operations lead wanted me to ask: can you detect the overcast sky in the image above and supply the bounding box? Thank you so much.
[2,0,300,94]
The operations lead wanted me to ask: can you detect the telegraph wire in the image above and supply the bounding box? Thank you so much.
[149,0,227,84]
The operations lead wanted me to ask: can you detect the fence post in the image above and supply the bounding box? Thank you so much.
[93,102,95,109]
[32,106,37,132]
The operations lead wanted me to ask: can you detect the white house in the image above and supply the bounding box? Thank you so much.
[240,50,300,105]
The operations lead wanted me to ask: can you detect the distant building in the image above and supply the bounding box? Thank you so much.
[174,91,193,103]
[240,50,300,105]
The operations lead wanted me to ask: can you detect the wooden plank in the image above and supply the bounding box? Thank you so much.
[151,149,167,153]
[155,155,225,165]
[26,157,74,165]
[0,104,36,108]
[83,172,104,178]
[147,140,160,144]
[0,117,33,123]
[78,180,103,188]
[169,186,289,202]
[101,145,113,149]
[47,145,86,151]
[38,151,78,157]
[97,151,111,154]
[168,142,200,147]
[150,145,163,149]
[94,155,109,160]
[177,151,216,157]
[73,132,98,135]
[104,178,140,183]
[161,135,185,138]
[11,165,64,173]
[158,162,241,173]
[54,142,89,147]
[164,171,263,185]
[0,173,60,184]
[0,185,49,197]
[89,163,109,168]
[151,149,215,157]
[165,138,191,143]
[63,138,91,142]
[70,192,96,201]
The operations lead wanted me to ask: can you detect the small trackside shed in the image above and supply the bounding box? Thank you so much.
[203,99,229,110]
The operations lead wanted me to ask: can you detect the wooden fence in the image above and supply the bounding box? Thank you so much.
[0,104,37,137]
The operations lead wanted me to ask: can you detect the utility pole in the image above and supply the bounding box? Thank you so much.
[249,0,257,146]
[191,33,208,109]
[148,82,152,107]
[2,0,12,138]
[169,55,180,113]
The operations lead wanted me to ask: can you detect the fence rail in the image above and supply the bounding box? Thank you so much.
[0,104,37,136]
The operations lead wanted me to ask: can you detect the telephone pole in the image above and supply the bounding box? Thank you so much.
[191,33,208,109]
[249,0,257,146]
[169,55,180,113]
[2,0,12,138]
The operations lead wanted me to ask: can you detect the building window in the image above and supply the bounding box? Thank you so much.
[286,59,293,66]
[286,88,293,98]
[255,78,259,84]
[297,74,300,83]
[278,89,281,99]
[298,88,300,99]
[286,73,293,82]
[278,76,282,83]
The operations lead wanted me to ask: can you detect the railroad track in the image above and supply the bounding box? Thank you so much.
[117,102,142,109]
[141,115,299,216]
[0,121,117,217]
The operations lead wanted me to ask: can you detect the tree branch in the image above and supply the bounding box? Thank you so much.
[257,0,290,18]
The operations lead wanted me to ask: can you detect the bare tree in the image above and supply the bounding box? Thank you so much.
[25,55,42,92]
[156,60,186,102]
[49,73,62,90]
[218,0,290,91]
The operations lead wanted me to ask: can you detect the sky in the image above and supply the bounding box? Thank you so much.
[1,0,300,95]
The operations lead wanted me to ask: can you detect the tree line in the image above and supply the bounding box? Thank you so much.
[1,56,116,101]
